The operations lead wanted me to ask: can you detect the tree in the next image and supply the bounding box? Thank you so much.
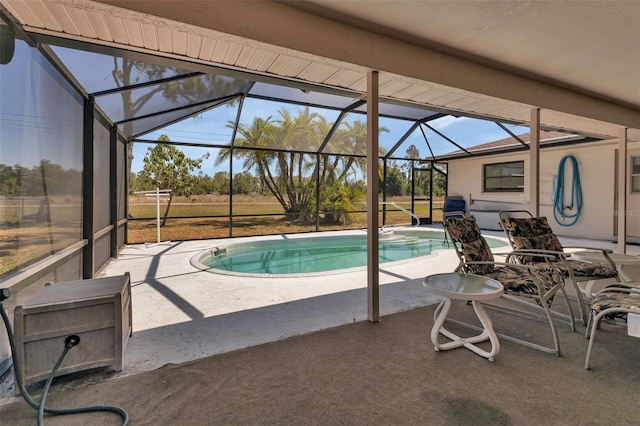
[216,109,390,224]
[321,180,367,224]
[233,171,259,195]
[383,163,406,196]
[140,135,209,225]
[402,144,421,179]
[216,108,321,219]
[211,171,230,194]
[432,164,447,198]
[314,121,388,223]
[0,164,18,196]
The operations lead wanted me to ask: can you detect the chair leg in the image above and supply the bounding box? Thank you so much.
[569,278,588,326]
[585,310,602,370]
[540,299,561,357]
[584,307,634,370]
[556,282,576,332]
[584,308,593,339]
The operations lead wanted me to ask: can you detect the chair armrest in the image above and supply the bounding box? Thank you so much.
[506,249,569,262]
[510,248,565,256]
[463,261,539,273]
[562,246,614,254]
[563,247,617,270]
[462,260,564,299]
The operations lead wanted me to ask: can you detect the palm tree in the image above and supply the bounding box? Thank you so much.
[217,110,389,224]
[272,107,320,215]
[317,120,388,223]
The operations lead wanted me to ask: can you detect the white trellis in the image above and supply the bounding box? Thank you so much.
[134,188,172,247]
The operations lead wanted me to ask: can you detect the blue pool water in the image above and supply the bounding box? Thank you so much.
[193,230,506,276]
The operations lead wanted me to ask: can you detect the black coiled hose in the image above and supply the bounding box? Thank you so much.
[0,289,129,425]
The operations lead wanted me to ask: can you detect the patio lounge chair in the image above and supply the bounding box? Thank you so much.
[444,213,575,356]
[584,285,640,369]
[498,210,618,325]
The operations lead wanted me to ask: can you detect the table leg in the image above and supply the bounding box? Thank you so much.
[431,298,452,350]
[430,298,500,361]
[470,300,500,361]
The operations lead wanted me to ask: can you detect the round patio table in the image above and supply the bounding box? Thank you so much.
[423,273,504,361]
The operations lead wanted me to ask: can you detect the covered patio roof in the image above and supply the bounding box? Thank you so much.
[1,0,638,148]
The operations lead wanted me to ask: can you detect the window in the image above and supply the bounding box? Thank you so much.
[483,161,524,192]
[632,156,640,193]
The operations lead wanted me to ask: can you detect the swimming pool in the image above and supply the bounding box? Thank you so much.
[191,229,507,277]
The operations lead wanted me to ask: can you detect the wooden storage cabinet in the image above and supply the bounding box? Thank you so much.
[14,273,132,386]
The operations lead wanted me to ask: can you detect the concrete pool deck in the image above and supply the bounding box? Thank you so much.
[98,228,473,376]
[95,225,639,378]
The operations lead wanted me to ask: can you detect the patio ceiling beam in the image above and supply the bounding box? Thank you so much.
[384,122,420,160]
[418,125,437,160]
[128,94,241,140]
[495,122,528,148]
[39,44,89,99]
[421,122,472,156]
[384,113,448,159]
[115,93,241,126]
[245,93,348,114]
[317,99,366,154]
[90,71,204,97]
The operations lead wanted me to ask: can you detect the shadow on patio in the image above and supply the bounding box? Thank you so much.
[1,297,638,425]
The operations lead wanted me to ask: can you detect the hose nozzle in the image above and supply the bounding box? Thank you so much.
[64,335,80,349]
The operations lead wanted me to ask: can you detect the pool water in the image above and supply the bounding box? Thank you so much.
[194,231,506,276]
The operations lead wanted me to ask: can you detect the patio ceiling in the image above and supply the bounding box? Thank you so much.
[1,0,638,145]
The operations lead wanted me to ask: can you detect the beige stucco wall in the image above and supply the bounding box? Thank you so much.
[448,139,640,241]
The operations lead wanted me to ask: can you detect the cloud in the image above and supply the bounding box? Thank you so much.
[430,116,470,131]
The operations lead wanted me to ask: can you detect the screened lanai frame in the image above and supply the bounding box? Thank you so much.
[0,21,603,285]
[43,39,603,238]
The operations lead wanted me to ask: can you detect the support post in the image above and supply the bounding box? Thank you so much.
[529,108,540,216]
[367,70,380,323]
[617,128,628,253]
[82,97,95,279]
[109,125,118,258]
